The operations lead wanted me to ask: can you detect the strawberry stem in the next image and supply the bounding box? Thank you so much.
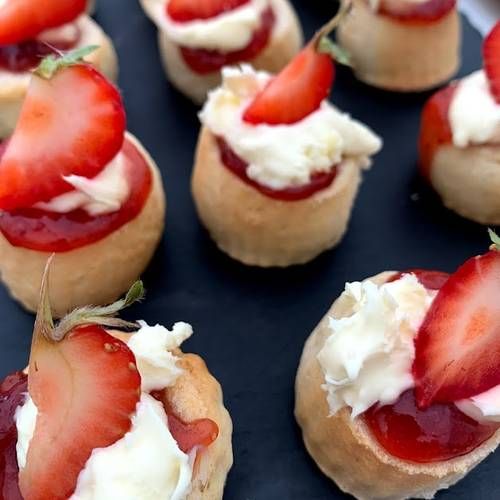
[312,0,352,50]
[34,45,99,80]
[33,256,145,344]
[488,228,500,251]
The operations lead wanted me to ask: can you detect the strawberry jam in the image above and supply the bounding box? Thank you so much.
[419,84,456,180]
[0,27,80,73]
[180,7,275,74]
[372,0,456,24]
[216,137,338,201]
[0,137,152,252]
[363,270,499,463]
[0,371,27,500]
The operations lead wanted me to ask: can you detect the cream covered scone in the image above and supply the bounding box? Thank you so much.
[192,16,381,267]
[420,22,500,224]
[337,0,460,92]
[0,0,117,138]
[140,0,302,103]
[0,50,165,317]
[1,273,232,499]
[296,240,500,499]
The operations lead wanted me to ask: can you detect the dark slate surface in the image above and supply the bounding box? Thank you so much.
[0,1,494,498]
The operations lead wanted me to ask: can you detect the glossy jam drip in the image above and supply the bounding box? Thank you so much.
[0,137,152,252]
[0,371,27,500]
[373,0,456,24]
[180,7,275,74]
[364,389,498,463]
[419,83,456,180]
[0,28,80,73]
[216,137,338,201]
[388,269,450,290]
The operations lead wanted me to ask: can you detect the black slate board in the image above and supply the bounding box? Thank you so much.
[0,1,494,499]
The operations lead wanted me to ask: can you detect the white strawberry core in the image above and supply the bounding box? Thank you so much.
[144,0,269,51]
[15,322,194,500]
[449,70,500,148]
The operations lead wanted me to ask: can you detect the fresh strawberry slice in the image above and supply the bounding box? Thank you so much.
[379,0,456,23]
[483,21,500,103]
[0,50,126,211]
[413,248,500,408]
[418,83,456,180]
[167,0,250,22]
[242,42,335,125]
[0,0,86,45]
[18,264,144,500]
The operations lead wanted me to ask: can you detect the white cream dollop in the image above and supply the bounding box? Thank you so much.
[200,65,382,190]
[456,385,500,423]
[72,394,192,500]
[15,321,194,500]
[368,0,432,12]
[34,151,131,216]
[317,274,435,417]
[449,70,500,148]
[145,0,269,51]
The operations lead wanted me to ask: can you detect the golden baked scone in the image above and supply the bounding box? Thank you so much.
[296,270,500,500]
[140,0,302,104]
[0,53,165,317]
[0,15,117,139]
[419,23,500,224]
[192,126,362,267]
[337,0,460,92]
[8,272,232,499]
[0,133,166,318]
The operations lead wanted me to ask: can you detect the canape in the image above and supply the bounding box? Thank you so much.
[192,12,381,267]
[295,233,500,499]
[1,268,232,499]
[140,0,303,103]
[0,49,165,317]
[337,0,460,92]
[0,0,117,138]
[419,21,500,224]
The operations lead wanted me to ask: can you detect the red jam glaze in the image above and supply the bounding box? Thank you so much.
[373,0,456,24]
[0,27,80,73]
[363,269,500,463]
[0,371,27,500]
[364,389,498,463]
[388,269,450,290]
[180,7,275,74]
[216,137,338,201]
[419,83,456,180]
[0,137,152,253]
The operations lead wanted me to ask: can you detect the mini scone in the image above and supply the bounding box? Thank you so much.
[0,49,166,317]
[295,233,500,499]
[0,271,233,499]
[140,0,303,104]
[419,22,500,225]
[192,15,382,267]
[0,0,117,139]
[337,0,460,92]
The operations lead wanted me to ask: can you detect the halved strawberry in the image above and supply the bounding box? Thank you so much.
[167,0,250,22]
[242,42,334,125]
[0,0,86,45]
[379,0,456,23]
[418,83,456,180]
[18,263,143,500]
[0,49,126,211]
[413,248,500,408]
[483,21,500,103]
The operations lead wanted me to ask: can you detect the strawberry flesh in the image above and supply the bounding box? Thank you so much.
[483,21,500,103]
[167,0,250,22]
[414,250,500,408]
[0,0,86,45]
[0,64,126,211]
[18,325,141,500]
[243,42,335,125]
